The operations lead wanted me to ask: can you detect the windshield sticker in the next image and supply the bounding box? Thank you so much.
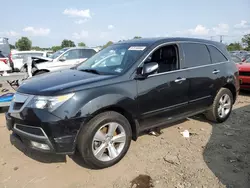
[114,68,123,73]
[128,46,146,51]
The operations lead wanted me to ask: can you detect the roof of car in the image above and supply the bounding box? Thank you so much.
[64,47,96,50]
[117,37,223,46]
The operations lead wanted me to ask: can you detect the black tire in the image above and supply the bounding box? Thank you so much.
[205,88,233,123]
[77,111,132,169]
[34,70,48,76]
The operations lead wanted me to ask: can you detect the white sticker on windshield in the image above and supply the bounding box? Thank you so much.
[128,46,146,51]
[114,68,123,73]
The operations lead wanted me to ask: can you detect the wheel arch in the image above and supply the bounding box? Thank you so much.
[87,105,139,141]
[223,83,237,103]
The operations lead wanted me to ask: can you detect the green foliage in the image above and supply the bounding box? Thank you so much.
[31,46,42,51]
[61,39,76,48]
[242,34,250,51]
[51,46,62,52]
[103,41,114,49]
[9,44,15,50]
[227,42,242,51]
[15,37,32,51]
[133,36,142,39]
[78,42,86,47]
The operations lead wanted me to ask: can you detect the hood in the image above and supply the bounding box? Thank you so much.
[17,69,115,95]
[236,63,250,72]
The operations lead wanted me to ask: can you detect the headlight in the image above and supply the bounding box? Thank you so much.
[29,93,74,111]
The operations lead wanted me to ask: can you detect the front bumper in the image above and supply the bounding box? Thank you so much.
[5,109,85,154]
[239,75,250,90]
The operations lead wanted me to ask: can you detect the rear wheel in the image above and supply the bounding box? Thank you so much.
[77,111,132,169]
[205,88,233,123]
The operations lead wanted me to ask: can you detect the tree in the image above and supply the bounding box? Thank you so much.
[15,37,32,51]
[78,42,86,47]
[102,41,113,49]
[61,40,76,48]
[31,46,42,51]
[242,34,250,51]
[227,42,242,51]
[9,44,15,50]
[51,46,62,52]
[133,36,142,39]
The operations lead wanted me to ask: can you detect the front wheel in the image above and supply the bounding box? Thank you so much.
[205,88,233,123]
[77,111,132,169]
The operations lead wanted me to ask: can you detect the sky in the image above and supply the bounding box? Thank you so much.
[1,0,250,47]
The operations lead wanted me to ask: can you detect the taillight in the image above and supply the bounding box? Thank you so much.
[0,59,8,64]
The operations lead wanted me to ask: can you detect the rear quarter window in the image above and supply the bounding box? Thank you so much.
[181,43,211,68]
[207,45,228,63]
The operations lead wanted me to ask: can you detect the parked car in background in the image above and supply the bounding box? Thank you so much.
[231,54,242,64]
[12,51,53,71]
[30,47,97,75]
[6,37,239,169]
[241,54,250,62]
[236,62,250,90]
[0,37,14,72]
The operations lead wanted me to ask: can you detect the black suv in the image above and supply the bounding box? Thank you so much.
[6,38,239,169]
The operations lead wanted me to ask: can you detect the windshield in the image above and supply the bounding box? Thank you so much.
[50,48,69,59]
[77,44,147,75]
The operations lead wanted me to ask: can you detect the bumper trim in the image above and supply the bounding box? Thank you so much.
[14,124,48,139]
[12,124,55,152]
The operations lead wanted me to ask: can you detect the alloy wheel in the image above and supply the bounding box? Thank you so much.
[92,122,126,162]
[218,94,231,118]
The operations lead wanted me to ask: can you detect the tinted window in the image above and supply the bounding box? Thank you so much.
[207,45,227,63]
[182,43,211,68]
[79,49,96,58]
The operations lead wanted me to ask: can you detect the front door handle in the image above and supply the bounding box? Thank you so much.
[175,77,186,83]
[212,70,220,74]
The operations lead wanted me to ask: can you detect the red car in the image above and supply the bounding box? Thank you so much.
[236,63,250,90]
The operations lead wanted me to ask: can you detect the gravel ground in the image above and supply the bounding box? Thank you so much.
[0,93,250,188]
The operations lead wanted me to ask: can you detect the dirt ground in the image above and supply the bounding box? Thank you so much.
[0,93,250,188]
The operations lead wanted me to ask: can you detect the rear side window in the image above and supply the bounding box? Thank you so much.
[207,45,227,63]
[79,49,96,58]
[182,43,211,68]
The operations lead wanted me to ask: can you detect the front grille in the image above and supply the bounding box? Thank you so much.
[15,124,46,137]
[239,71,250,76]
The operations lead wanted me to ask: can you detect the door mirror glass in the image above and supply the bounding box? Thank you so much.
[59,56,66,62]
[142,62,159,76]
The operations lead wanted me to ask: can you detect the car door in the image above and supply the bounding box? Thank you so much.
[136,43,190,128]
[179,42,217,111]
[50,49,81,71]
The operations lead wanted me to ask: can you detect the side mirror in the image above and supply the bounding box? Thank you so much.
[59,56,66,62]
[135,62,159,80]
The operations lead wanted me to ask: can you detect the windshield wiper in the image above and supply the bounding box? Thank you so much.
[79,69,100,75]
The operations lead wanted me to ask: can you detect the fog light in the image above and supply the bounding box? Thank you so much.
[30,141,50,150]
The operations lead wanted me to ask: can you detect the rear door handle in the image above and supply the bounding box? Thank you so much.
[212,70,220,74]
[175,77,186,83]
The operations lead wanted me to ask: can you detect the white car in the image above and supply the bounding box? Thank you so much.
[12,51,52,71]
[31,47,97,75]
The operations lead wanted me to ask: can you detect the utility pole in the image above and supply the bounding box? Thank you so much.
[218,35,226,43]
